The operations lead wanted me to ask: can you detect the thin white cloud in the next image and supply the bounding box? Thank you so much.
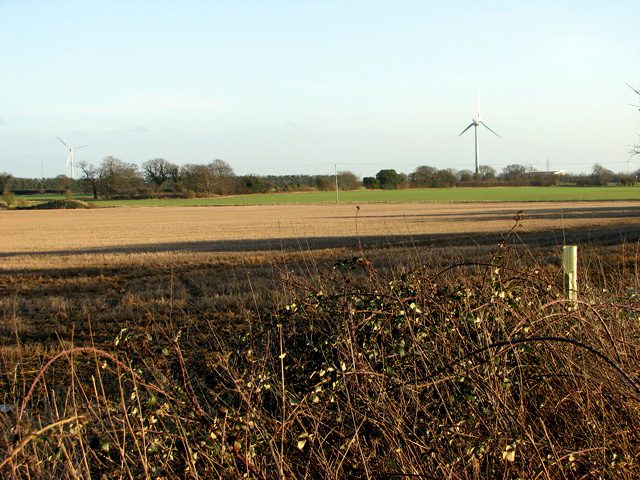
[53,94,228,116]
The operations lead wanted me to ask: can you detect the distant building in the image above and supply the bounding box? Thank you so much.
[530,170,566,176]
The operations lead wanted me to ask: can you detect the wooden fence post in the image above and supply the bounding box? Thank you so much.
[563,245,578,301]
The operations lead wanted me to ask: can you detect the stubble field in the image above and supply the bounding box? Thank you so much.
[3,200,640,262]
[1,201,640,478]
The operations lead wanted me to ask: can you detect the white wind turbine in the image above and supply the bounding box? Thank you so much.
[57,137,88,180]
[458,96,500,175]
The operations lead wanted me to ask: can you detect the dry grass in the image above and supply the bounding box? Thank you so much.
[1,203,640,478]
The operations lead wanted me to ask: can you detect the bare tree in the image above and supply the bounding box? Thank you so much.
[181,164,215,195]
[77,161,99,199]
[209,158,234,178]
[628,83,640,157]
[478,165,497,180]
[209,159,236,195]
[141,158,179,190]
[500,164,529,182]
[591,163,613,186]
[0,172,13,194]
[337,171,359,190]
[98,156,143,199]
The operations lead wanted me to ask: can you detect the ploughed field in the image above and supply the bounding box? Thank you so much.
[3,201,640,262]
[1,201,639,348]
[1,201,640,478]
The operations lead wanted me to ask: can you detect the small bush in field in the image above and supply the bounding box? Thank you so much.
[31,199,90,209]
[1,191,16,208]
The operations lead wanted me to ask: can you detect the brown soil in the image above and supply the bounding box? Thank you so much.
[2,201,638,261]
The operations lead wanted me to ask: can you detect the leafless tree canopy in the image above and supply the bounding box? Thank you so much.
[629,83,640,156]
[98,156,144,199]
[141,158,179,188]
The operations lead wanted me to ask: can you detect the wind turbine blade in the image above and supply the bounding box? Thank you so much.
[458,123,475,136]
[75,145,89,150]
[58,136,70,149]
[479,121,501,138]
[626,83,640,96]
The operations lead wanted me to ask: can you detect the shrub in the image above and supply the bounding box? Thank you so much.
[1,191,16,208]
[3,248,639,478]
[153,191,189,199]
[31,199,90,209]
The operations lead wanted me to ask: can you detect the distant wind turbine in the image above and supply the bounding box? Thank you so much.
[458,97,500,175]
[57,137,88,180]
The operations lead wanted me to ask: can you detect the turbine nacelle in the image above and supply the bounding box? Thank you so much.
[58,137,88,180]
[458,103,500,174]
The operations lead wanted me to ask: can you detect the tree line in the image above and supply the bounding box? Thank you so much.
[1,158,637,200]
[363,163,635,189]
[1,158,361,199]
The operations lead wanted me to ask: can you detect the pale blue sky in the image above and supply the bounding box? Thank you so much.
[1,0,638,178]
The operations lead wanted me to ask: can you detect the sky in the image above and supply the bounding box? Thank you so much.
[1,0,639,179]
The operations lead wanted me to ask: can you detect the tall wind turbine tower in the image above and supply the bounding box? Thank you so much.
[57,137,88,180]
[458,97,500,175]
